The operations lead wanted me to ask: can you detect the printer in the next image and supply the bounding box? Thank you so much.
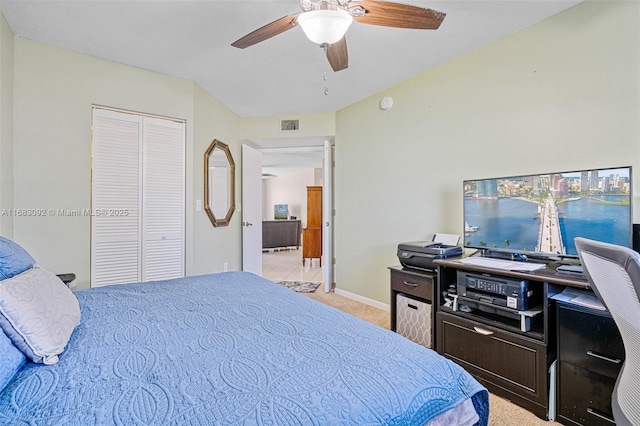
[397,241,463,271]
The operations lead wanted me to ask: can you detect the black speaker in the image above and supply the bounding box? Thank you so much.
[634,224,640,252]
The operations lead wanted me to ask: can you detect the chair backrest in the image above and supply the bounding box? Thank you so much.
[575,237,640,426]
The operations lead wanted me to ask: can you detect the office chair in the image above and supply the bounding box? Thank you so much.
[575,237,640,426]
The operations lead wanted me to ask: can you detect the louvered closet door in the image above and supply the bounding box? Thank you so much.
[91,108,185,287]
[91,110,142,286]
[142,117,185,281]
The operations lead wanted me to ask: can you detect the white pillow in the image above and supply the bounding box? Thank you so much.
[0,265,81,364]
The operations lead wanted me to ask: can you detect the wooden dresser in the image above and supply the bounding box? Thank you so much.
[302,186,322,266]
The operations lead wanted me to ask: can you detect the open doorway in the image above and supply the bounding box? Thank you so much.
[241,137,334,290]
[261,146,325,285]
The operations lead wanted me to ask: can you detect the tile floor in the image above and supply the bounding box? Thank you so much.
[262,248,324,283]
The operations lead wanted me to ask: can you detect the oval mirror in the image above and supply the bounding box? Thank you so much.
[204,139,235,227]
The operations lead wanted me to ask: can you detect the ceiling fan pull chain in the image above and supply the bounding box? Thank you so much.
[322,45,329,95]
[324,70,329,95]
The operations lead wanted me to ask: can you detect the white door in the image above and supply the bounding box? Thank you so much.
[91,108,185,287]
[91,109,141,286]
[322,140,334,292]
[242,144,263,275]
[141,117,185,281]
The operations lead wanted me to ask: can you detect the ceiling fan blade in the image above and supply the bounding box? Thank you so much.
[326,37,349,72]
[353,0,445,30]
[231,13,301,49]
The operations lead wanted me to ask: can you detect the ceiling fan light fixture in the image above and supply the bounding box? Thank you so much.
[297,9,353,45]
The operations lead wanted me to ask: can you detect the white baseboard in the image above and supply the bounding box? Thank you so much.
[334,288,390,312]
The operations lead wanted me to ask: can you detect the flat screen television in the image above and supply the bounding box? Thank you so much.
[463,166,632,259]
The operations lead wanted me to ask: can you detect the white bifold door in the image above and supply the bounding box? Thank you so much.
[91,107,185,287]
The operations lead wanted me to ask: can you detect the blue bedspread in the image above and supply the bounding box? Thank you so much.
[0,272,488,425]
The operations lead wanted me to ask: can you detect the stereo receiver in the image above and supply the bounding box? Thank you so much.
[456,271,541,311]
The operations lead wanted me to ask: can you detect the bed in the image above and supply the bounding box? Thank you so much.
[0,239,488,425]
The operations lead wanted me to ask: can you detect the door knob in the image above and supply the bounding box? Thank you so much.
[242,221,253,227]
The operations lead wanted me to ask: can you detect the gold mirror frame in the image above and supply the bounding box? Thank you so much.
[204,139,235,227]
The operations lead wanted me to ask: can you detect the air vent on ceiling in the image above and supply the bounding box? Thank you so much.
[281,119,299,131]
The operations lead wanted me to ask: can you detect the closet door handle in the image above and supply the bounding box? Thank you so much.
[587,350,622,364]
[473,326,494,336]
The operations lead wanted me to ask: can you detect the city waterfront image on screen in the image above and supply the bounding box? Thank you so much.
[463,167,632,258]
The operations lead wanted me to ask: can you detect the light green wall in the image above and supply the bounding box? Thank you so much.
[11,38,244,289]
[335,0,640,304]
[4,31,334,289]
[4,1,639,303]
[191,84,243,275]
[0,13,13,238]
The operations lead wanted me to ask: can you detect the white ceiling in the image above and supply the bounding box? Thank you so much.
[0,0,582,118]
[0,0,582,174]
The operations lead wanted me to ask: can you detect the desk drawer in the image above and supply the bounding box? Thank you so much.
[437,311,547,406]
[558,361,616,425]
[558,303,624,379]
[390,269,433,301]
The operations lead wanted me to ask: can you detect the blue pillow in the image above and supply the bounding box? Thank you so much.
[0,237,36,280]
[0,327,26,393]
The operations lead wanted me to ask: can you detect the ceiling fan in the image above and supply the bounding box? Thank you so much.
[231,0,446,72]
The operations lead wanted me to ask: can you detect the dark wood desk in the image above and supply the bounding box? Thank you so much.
[388,256,622,423]
[434,257,590,289]
[432,256,596,421]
